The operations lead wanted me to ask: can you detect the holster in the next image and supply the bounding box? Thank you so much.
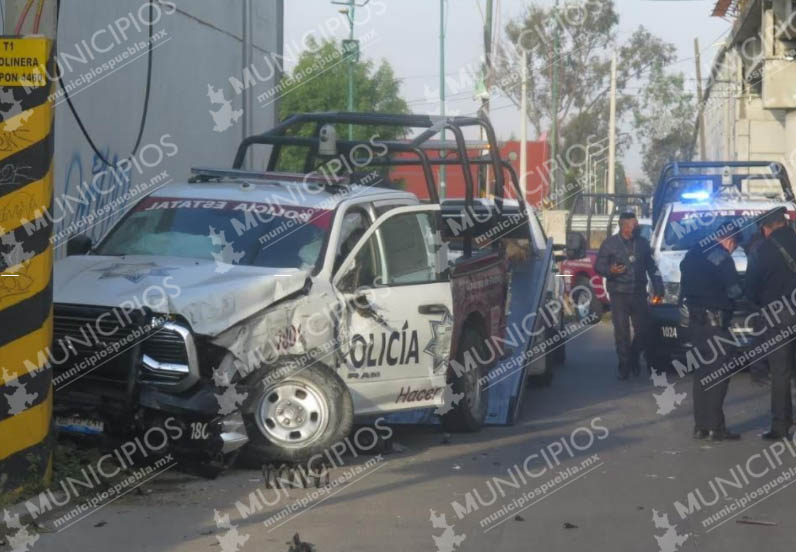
[689,307,731,329]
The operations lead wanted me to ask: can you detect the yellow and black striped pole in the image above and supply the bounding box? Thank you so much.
[0,37,54,497]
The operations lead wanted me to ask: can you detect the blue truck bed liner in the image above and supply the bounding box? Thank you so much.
[383,242,553,426]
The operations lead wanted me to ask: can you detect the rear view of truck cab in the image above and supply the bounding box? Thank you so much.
[647,161,796,374]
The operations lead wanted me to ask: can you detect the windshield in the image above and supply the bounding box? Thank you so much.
[662,209,768,251]
[97,196,333,270]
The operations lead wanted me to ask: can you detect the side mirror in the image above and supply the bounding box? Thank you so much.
[336,263,358,294]
[66,235,92,256]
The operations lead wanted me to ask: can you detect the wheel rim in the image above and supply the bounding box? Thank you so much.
[255,380,329,448]
[462,366,484,417]
[574,290,591,319]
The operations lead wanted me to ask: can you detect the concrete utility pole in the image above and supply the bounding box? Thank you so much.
[1,0,57,498]
[242,0,253,167]
[346,0,355,121]
[482,0,493,121]
[694,37,706,160]
[439,0,446,199]
[607,51,617,213]
[549,0,560,200]
[480,0,493,197]
[520,48,528,202]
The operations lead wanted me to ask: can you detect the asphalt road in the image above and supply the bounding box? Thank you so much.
[24,320,796,552]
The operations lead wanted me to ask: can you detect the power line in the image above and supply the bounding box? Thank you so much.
[55,0,155,167]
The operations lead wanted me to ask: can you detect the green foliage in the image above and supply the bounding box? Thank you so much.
[497,0,694,189]
[277,39,409,172]
[632,68,696,185]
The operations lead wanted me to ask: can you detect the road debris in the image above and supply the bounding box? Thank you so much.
[262,463,330,489]
[287,532,316,552]
[737,518,777,527]
[563,522,578,529]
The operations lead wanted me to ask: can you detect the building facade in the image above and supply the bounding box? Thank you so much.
[699,0,796,183]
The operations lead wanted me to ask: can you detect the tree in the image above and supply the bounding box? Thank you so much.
[495,0,679,173]
[632,68,696,186]
[277,39,409,172]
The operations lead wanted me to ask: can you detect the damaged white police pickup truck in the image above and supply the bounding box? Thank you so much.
[51,113,559,469]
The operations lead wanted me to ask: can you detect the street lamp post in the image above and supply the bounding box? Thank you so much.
[332,0,369,139]
[440,0,446,199]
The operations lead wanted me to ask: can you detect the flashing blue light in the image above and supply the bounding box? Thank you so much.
[681,191,710,201]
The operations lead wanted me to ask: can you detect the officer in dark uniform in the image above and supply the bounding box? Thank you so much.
[595,212,664,379]
[680,232,743,441]
[742,223,771,384]
[744,207,796,440]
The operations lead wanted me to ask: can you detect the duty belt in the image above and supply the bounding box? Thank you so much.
[689,308,731,329]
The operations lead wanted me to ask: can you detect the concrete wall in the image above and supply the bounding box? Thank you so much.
[5,0,283,252]
[698,0,796,185]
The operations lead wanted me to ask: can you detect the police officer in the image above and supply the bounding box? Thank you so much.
[744,207,796,440]
[742,223,771,385]
[680,233,743,441]
[595,212,664,379]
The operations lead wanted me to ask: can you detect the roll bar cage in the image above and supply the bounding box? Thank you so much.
[566,192,650,248]
[652,161,795,225]
[232,112,526,217]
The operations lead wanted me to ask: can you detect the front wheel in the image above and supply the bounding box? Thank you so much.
[243,364,353,464]
[441,327,490,432]
[573,275,602,325]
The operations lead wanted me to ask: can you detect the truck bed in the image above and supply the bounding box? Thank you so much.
[386,233,554,425]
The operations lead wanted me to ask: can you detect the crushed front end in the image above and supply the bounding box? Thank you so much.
[51,303,249,466]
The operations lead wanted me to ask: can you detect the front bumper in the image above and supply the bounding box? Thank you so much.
[51,302,251,458]
[648,304,757,371]
[55,377,251,458]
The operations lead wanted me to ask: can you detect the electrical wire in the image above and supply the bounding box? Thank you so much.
[32,0,45,34]
[14,0,34,34]
[55,0,155,167]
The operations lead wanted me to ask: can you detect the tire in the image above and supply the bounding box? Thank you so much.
[243,364,353,464]
[643,349,669,375]
[573,275,602,325]
[441,327,490,432]
[548,317,566,367]
[528,346,554,387]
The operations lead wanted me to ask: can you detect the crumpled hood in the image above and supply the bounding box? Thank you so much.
[54,255,310,335]
[656,250,747,284]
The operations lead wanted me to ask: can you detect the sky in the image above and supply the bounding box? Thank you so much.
[284,0,731,181]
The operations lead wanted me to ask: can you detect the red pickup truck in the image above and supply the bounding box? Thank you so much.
[559,195,651,323]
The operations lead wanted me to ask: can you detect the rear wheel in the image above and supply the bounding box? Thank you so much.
[549,315,566,367]
[642,349,669,375]
[441,327,490,432]
[573,275,602,325]
[243,364,353,464]
[528,345,554,387]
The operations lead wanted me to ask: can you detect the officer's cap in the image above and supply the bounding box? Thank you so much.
[619,211,636,221]
[757,206,787,228]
